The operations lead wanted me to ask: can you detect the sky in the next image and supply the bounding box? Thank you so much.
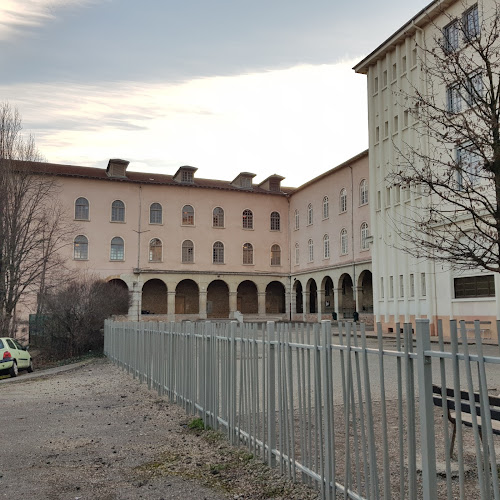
[0,0,431,187]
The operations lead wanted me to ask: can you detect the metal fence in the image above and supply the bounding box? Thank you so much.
[104,319,500,500]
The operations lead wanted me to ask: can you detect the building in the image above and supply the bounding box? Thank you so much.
[354,0,500,337]
[16,151,371,327]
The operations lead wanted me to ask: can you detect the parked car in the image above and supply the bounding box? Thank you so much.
[0,337,33,377]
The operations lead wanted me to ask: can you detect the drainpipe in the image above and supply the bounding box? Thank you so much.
[348,165,357,317]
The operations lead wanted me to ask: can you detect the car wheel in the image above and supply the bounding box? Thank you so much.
[9,361,18,377]
[27,360,34,373]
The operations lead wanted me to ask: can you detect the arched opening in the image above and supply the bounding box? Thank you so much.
[266,281,285,314]
[107,278,128,291]
[322,276,334,314]
[338,274,355,319]
[307,279,317,314]
[207,280,229,318]
[237,280,258,314]
[175,279,199,314]
[358,270,373,313]
[294,281,303,314]
[142,279,168,314]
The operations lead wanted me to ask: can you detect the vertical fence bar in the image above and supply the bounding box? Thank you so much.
[267,321,276,467]
[415,319,437,500]
[405,322,417,500]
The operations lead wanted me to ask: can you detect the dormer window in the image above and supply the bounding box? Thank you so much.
[231,172,256,189]
[106,159,129,178]
[182,170,193,183]
[241,177,252,188]
[269,179,280,192]
[173,166,197,184]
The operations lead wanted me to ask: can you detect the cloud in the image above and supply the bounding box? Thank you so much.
[0,60,368,186]
[0,0,97,40]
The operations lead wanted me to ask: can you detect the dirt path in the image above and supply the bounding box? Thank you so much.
[0,358,317,500]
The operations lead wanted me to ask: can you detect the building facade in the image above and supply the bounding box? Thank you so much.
[21,152,370,326]
[354,0,500,337]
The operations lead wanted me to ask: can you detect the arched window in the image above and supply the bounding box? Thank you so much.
[340,228,348,255]
[270,211,280,231]
[75,197,89,220]
[323,196,329,219]
[74,235,88,260]
[271,244,281,266]
[242,209,253,229]
[295,243,299,265]
[213,241,224,264]
[361,222,370,250]
[340,189,347,213]
[111,200,125,222]
[307,203,313,225]
[110,237,124,260]
[308,239,314,262]
[182,205,194,225]
[360,179,368,205]
[213,207,224,227]
[182,240,194,263]
[243,243,253,264]
[294,209,299,230]
[149,238,162,262]
[323,234,330,259]
[150,203,162,224]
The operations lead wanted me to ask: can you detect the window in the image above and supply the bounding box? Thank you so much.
[340,188,347,213]
[243,243,253,265]
[384,121,389,138]
[271,244,281,266]
[242,209,253,229]
[307,203,313,225]
[392,63,397,81]
[393,115,399,133]
[182,170,193,183]
[403,109,409,127]
[182,240,194,263]
[463,5,479,41]
[361,222,369,250]
[380,277,385,299]
[75,197,89,220]
[399,275,404,298]
[294,209,299,230]
[389,275,394,298]
[395,184,401,203]
[111,200,125,222]
[270,211,280,231]
[150,203,162,224]
[466,72,483,106]
[182,205,194,225]
[149,238,162,262]
[412,47,418,66]
[295,243,299,265]
[213,241,224,264]
[323,196,329,219]
[269,179,280,192]
[213,207,224,228]
[74,235,88,260]
[457,145,482,189]
[323,234,330,259]
[447,84,462,113]
[308,239,314,262]
[375,126,380,142]
[410,274,415,297]
[110,237,124,261]
[402,55,407,73]
[443,20,459,52]
[386,186,391,206]
[454,275,495,298]
[383,70,388,87]
[340,228,348,255]
[421,273,427,296]
[374,76,379,93]
[377,190,381,210]
[359,179,368,205]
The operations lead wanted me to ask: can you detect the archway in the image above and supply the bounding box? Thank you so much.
[175,279,199,314]
[207,280,229,318]
[266,281,285,314]
[322,276,334,314]
[358,270,373,313]
[237,280,258,314]
[142,279,168,314]
[294,280,303,314]
[307,279,317,314]
[105,279,130,315]
[338,274,355,319]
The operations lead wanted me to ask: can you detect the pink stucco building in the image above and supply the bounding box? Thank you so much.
[21,150,371,326]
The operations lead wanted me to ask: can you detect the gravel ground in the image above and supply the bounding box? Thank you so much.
[0,358,318,500]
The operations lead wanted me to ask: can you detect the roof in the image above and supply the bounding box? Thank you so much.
[353,0,457,74]
[6,159,295,195]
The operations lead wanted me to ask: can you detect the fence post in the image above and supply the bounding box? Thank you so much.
[416,319,437,499]
[267,321,276,467]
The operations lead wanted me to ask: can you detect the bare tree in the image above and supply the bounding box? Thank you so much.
[0,102,71,337]
[388,2,500,273]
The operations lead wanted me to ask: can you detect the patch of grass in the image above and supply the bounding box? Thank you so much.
[187,417,205,431]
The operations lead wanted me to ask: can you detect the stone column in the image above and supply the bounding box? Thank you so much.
[199,288,208,319]
[334,287,341,320]
[167,291,176,322]
[229,290,238,319]
[302,291,308,322]
[317,288,324,322]
[129,281,142,321]
[258,292,266,317]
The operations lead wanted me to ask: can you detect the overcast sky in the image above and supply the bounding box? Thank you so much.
[0,0,430,186]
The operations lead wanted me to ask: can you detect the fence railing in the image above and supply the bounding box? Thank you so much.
[104,319,500,500]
